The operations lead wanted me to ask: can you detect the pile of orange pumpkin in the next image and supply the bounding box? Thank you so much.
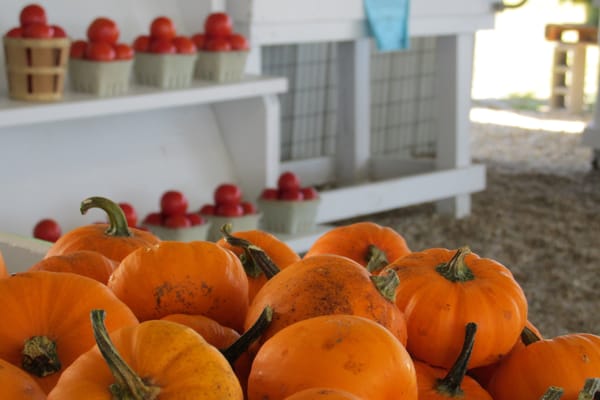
[1,195,599,399]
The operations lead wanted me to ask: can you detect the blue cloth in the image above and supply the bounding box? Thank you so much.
[364,0,410,51]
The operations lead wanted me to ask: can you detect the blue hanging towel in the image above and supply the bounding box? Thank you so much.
[364,0,411,52]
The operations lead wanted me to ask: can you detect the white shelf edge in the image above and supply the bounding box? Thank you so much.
[0,74,288,128]
[275,224,335,254]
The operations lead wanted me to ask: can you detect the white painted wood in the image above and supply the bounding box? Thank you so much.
[0,232,50,273]
[371,157,436,179]
[281,157,336,187]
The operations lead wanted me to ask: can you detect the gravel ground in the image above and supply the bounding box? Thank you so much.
[339,105,600,338]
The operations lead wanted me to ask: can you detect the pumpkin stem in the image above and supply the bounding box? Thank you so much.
[220,224,280,279]
[22,336,61,377]
[221,306,273,364]
[365,244,389,273]
[90,309,160,400]
[81,196,132,238]
[541,387,564,400]
[370,270,399,303]
[520,325,542,346]
[435,322,477,396]
[578,378,600,400]
[436,246,474,282]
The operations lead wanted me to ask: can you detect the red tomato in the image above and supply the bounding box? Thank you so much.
[204,12,233,37]
[85,41,116,61]
[23,23,54,38]
[277,171,301,191]
[149,38,177,54]
[214,183,242,206]
[198,204,215,215]
[118,202,138,227]
[33,218,61,242]
[164,214,192,228]
[260,188,279,200]
[204,36,231,52]
[69,40,88,59]
[87,17,119,44]
[114,43,134,60]
[301,187,319,200]
[160,190,188,216]
[229,33,249,51]
[186,213,205,226]
[51,25,67,38]
[150,16,176,40]
[215,203,244,217]
[5,27,23,38]
[191,33,206,49]
[143,212,163,226]
[172,36,197,54]
[20,4,47,27]
[279,188,304,201]
[241,201,257,215]
[132,35,150,52]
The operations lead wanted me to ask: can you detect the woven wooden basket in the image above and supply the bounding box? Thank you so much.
[3,36,70,101]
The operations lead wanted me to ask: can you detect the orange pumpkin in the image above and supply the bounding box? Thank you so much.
[216,225,301,302]
[486,328,600,400]
[45,196,160,262]
[0,271,138,393]
[304,222,411,273]
[244,254,407,350]
[0,250,8,279]
[108,240,249,332]
[380,246,528,369]
[415,323,492,399]
[284,388,365,399]
[247,314,418,400]
[0,357,46,400]
[48,309,243,399]
[27,250,117,284]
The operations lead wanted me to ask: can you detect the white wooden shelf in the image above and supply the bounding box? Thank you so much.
[0,75,287,128]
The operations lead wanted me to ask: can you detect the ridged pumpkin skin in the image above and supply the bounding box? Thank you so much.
[0,271,139,393]
[415,361,492,399]
[486,333,600,400]
[48,319,243,399]
[216,229,301,302]
[381,247,528,369]
[109,240,249,332]
[284,388,365,399]
[248,314,418,400]
[304,222,411,273]
[28,250,117,284]
[244,254,408,348]
[0,357,46,400]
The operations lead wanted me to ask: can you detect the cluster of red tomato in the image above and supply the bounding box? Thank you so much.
[260,172,319,201]
[132,16,196,54]
[191,12,249,52]
[199,184,257,217]
[143,190,206,229]
[4,4,66,39]
[69,18,134,61]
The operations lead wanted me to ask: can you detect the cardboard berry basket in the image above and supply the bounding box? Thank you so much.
[204,213,262,242]
[257,198,321,234]
[133,52,197,89]
[68,58,133,97]
[195,50,248,83]
[3,36,70,101]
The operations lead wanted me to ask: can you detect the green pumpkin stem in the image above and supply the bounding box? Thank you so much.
[578,378,600,400]
[80,196,131,237]
[541,387,564,400]
[22,336,61,377]
[221,306,273,364]
[370,270,399,303]
[436,246,474,282]
[435,322,477,396]
[521,325,542,346]
[220,224,280,279]
[90,309,160,400]
[365,244,389,273]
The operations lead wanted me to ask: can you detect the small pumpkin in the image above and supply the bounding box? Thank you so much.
[0,357,46,400]
[247,314,418,400]
[304,222,411,273]
[0,250,8,279]
[0,271,138,393]
[44,196,160,263]
[48,309,243,399]
[380,246,528,369]
[284,388,365,399]
[27,249,117,284]
[108,240,249,332]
